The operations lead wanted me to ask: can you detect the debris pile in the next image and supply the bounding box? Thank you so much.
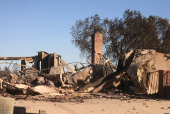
[1,48,170,102]
[1,31,170,101]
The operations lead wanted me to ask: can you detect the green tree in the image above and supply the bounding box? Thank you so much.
[70,9,170,72]
[70,14,107,58]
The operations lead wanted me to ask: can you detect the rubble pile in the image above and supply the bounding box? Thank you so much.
[1,48,170,102]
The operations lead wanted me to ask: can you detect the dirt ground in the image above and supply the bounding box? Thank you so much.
[14,98,170,114]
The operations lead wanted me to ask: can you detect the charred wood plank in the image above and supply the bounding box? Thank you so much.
[92,67,128,93]
[60,60,76,74]
[0,56,34,60]
[77,77,105,92]
[102,55,117,70]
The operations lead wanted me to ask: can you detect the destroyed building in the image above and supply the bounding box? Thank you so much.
[126,49,170,98]
[0,31,170,100]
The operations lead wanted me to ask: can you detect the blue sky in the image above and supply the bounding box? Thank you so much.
[0,0,170,69]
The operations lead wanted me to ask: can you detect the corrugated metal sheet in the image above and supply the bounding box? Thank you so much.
[147,71,159,94]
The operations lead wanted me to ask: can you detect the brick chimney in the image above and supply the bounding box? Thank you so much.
[92,32,103,65]
[92,31,103,81]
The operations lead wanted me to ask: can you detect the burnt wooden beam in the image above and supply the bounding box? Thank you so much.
[80,62,85,67]
[0,56,34,60]
[60,59,76,74]
[102,55,117,70]
[21,60,26,72]
[86,60,91,64]
[75,64,91,72]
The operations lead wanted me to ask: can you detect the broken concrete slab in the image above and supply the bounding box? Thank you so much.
[33,85,57,94]
[15,84,28,89]
[49,66,63,75]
